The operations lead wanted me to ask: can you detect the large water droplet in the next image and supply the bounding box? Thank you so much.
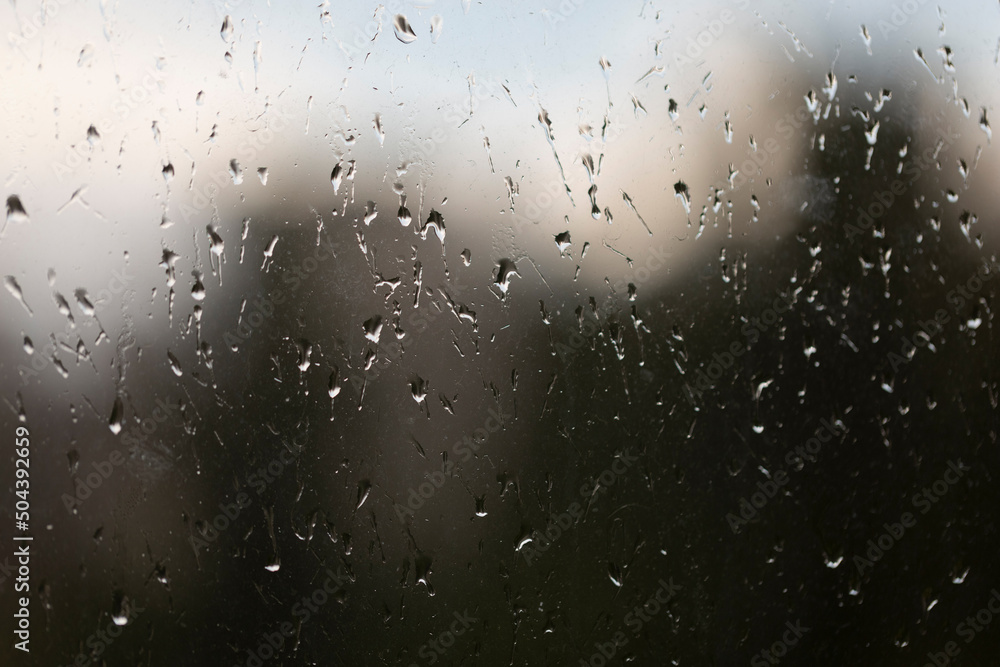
[393,14,417,43]
[6,196,28,225]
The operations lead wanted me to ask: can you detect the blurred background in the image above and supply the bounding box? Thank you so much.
[1,0,999,664]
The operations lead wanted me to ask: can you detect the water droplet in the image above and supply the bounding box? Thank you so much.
[229,159,243,185]
[430,15,444,43]
[328,368,341,399]
[221,15,234,42]
[363,315,383,343]
[397,205,411,227]
[167,350,183,376]
[191,274,206,301]
[4,276,33,315]
[73,289,95,316]
[257,167,268,185]
[860,24,872,55]
[6,196,28,225]
[555,231,571,254]
[330,162,344,194]
[356,480,371,510]
[393,14,417,43]
[109,397,124,434]
[420,209,446,243]
[494,259,520,296]
[111,592,132,626]
[373,113,385,147]
[674,181,691,214]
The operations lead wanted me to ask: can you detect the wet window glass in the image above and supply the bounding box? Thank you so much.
[2,1,998,665]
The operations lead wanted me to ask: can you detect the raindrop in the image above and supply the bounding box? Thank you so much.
[73,289,95,316]
[393,14,417,43]
[109,397,124,434]
[494,259,520,296]
[297,339,312,372]
[430,15,444,43]
[860,24,872,55]
[191,274,206,301]
[420,209,446,243]
[77,43,95,67]
[363,315,383,343]
[4,276,33,315]
[6,196,28,225]
[221,15,234,42]
[356,480,371,510]
[167,350,183,376]
[555,231,572,254]
[330,162,345,194]
[328,368,341,399]
[111,593,131,626]
[410,376,429,404]
[257,167,268,185]
[674,181,691,214]
[229,159,243,185]
[398,204,412,227]
[86,125,101,146]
